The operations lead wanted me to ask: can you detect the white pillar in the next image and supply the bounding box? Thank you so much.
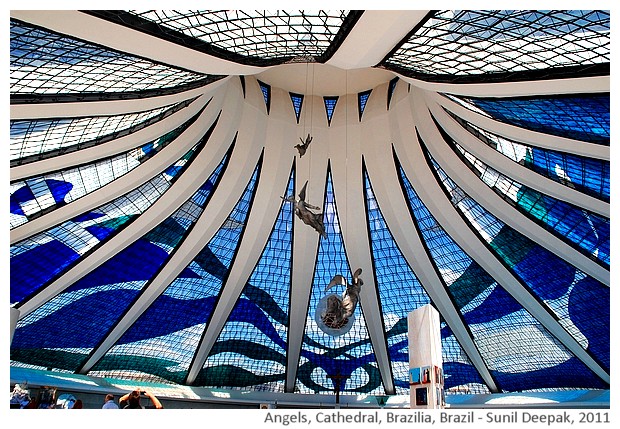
[408,304,445,409]
[10,307,20,345]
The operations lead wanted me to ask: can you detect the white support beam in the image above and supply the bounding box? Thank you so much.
[401,75,609,98]
[10,91,223,245]
[16,80,244,319]
[327,11,429,70]
[327,90,395,394]
[10,81,223,120]
[186,80,300,384]
[84,79,292,376]
[10,90,215,182]
[409,88,608,383]
[414,90,609,287]
[365,83,498,393]
[285,92,330,392]
[430,91,610,161]
[11,10,269,76]
[425,95,609,218]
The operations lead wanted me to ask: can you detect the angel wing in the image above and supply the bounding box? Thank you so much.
[326,274,347,291]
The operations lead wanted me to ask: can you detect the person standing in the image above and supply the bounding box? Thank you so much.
[119,389,163,409]
[102,394,119,409]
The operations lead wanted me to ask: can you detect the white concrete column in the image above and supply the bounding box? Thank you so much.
[408,304,444,409]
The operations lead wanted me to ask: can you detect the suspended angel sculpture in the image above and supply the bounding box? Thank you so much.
[281,181,327,238]
[294,133,313,157]
[318,268,363,332]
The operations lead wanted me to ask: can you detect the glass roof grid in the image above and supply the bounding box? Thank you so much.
[429,156,609,374]
[398,162,496,309]
[448,111,610,202]
[387,77,398,110]
[400,158,571,391]
[10,111,199,229]
[383,10,610,78]
[9,102,183,165]
[363,170,432,395]
[10,178,68,228]
[397,161,504,389]
[8,9,612,398]
[199,170,294,392]
[82,156,227,384]
[11,255,156,373]
[126,10,350,61]
[462,94,610,145]
[10,19,207,95]
[296,173,381,395]
[10,138,208,306]
[451,141,609,267]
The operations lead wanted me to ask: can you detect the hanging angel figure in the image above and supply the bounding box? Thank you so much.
[318,268,364,331]
[281,180,327,238]
[294,133,313,158]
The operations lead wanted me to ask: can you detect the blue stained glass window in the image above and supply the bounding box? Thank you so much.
[451,141,609,267]
[10,140,206,306]
[358,90,371,121]
[429,155,610,373]
[239,75,246,97]
[290,93,304,124]
[126,10,352,61]
[296,172,381,395]
[448,112,610,202]
[526,148,610,202]
[88,160,260,384]
[364,169,431,394]
[399,159,609,390]
[387,77,398,109]
[398,163,495,309]
[462,94,610,145]
[258,80,271,114]
[11,150,229,375]
[323,96,338,126]
[199,170,295,391]
[10,109,199,229]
